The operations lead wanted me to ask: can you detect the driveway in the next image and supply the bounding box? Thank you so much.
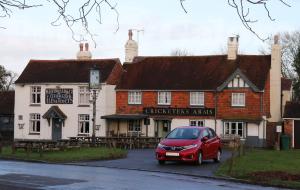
[74,149,231,177]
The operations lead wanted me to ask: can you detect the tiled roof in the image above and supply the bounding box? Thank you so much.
[0,91,14,115]
[283,101,300,118]
[281,78,292,91]
[15,59,122,84]
[117,55,271,90]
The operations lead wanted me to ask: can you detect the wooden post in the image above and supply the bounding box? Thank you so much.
[39,143,43,158]
[0,140,2,154]
[12,142,15,154]
[117,120,120,137]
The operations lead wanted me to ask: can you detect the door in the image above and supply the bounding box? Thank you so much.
[52,118,62,141]
[208,128,219,157]
[295,121,300,149]
[154,120,171,138]
[200,129,211,159]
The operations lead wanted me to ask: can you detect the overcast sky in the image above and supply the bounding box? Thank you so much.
[1,0,299,75]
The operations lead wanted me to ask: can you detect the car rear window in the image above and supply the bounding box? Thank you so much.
[166,128,200,139]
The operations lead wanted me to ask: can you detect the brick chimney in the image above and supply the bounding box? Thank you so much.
[77,43,92,60]
[125,29,138,63]
[227,36,239,60]
[269,35,282,122]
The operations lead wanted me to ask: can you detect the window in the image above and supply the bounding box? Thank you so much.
[201,129,209,138]
[30,86,41,104]
[224,122,245,137]
[29,113,40,133]
[190,92,204,106]
[128,91,142,104]
[208,128,216,138]
[232,93,245,107]
[79,114,90,134]
[128,120,141,132]
[79,86,90,105]
[158,91,171,105]
[190,120,205,127]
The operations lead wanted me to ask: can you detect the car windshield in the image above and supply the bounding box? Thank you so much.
[166,128,200,139]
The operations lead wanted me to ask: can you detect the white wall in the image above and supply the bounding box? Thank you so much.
[14,83,116,140]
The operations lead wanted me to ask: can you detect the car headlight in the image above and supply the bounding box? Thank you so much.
[157,143,165,149]
[183,144,197,150]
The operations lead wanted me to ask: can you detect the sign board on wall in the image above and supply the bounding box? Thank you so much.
[143,107,215,116]
[276,125,282,133]
[45,89,73,104]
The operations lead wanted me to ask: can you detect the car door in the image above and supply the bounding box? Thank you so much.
[200,129,211,159]
[208,128,219,157]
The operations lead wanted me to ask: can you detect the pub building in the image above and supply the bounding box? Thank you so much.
[14,43,123,141]
[102,33,288,147]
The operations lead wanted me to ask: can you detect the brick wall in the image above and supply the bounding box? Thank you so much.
[116,89,266,120]
[217,89,262,119]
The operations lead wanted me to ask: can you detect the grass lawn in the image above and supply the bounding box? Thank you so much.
[216,149,300,189]
[0,146,127,163]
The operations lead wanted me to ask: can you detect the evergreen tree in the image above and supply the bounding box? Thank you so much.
[293,45,300,101]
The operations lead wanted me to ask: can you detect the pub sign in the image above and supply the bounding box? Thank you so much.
[143,107,215,116]
[45,88,73,104]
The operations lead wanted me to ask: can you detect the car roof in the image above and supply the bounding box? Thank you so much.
[176,126,209,130]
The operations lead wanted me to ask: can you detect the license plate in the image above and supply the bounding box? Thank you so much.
[166,152,179,156]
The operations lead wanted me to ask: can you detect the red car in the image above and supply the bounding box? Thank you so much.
[155,126,222,165]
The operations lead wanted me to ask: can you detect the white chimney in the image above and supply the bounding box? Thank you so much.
[77,42,92,60]
[227,36,239,60]
[269,35,282,122]
[125,29,138,63]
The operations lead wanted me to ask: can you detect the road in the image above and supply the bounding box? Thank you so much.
[0,160,285,190]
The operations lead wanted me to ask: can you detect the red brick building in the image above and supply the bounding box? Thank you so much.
[283,102,300,149]
[101,35,283,147]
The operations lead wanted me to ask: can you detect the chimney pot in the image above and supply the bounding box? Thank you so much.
[128,29,133,40]
[85,43,89,51]
[274,35,279,45]
[79,43,84,51]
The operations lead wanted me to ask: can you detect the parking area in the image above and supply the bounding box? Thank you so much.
[76,149,231,177]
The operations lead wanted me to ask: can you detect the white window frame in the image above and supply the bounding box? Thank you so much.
[190,92,204,106]
[78,114,90,135]
[158,91,171,105]
[78,86,90,105]
[128,91,142,104]
[29,113,40,134]
[189,120,205,127]
[231,93,245,107]
[224,122,245,138]
[30,86,41,104]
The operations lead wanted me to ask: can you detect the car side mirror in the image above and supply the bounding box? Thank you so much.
[201,136,208,142]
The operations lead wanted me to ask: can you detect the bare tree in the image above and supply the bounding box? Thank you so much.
[0,65,17,91]
[259,31,300,79]
[0,1,293,43]
[0,1,41,29]
[180,0,291,42]
[171,49,193,56]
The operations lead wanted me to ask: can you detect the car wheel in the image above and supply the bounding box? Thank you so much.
[214,150,221,163]
[158,160,165,165]
[197,152,203,165]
